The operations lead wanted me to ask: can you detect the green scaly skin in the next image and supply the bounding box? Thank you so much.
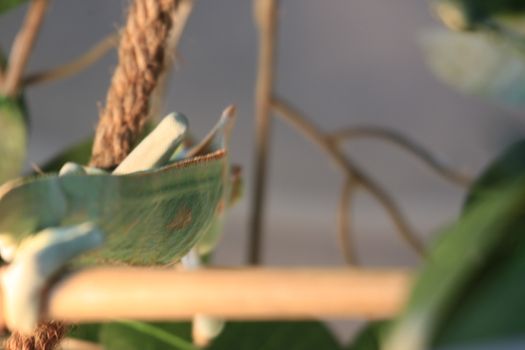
[0,150,227,266]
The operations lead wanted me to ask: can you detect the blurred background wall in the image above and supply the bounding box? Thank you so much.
[1,0,524,269]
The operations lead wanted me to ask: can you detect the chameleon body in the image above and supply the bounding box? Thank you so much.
[0,150,227,266]
[0,109,236,334]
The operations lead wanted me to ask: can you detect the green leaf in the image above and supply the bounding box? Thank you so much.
[430,0,525,31]
[0,95,27,184]
[207,321,341,350]
[37,121,156,174]
[72,321,342,350]
[0,0,27,14]
[99,321,195,350]
[68,321,195,349]
[38,138,92,173]
[434,238,525,347]
[464,139,525,210]
[429,137,525,347]
[384,174,525,350]
[346,321,390,350]
[68,323,102,343]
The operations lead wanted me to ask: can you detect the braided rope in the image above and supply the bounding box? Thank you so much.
[90,0,179,168]
[5,321,66,350]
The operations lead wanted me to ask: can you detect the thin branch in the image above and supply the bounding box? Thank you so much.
[249,0,279,265]
[3,267,412,325]
[271,96,426,257]
[338,178,358,265]
[328,126,472,187]
[22,33,118,87]
[2,0,49,97]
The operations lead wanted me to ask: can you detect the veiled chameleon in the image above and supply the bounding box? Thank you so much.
[0,106,238,337]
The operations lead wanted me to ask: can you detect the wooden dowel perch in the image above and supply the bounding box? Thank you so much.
[5,267,411,326]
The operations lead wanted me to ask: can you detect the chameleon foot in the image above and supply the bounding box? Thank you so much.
[192,314,225,347]
[180,249,225,346]
[1,223,103,334]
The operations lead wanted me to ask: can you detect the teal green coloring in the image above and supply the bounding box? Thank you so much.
[0,150,228,266]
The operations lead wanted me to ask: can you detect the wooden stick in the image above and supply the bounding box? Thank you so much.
[249,0,279,265]
[17,267,413,325]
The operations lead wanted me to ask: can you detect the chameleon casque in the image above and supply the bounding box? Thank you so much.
[0,107,238,338]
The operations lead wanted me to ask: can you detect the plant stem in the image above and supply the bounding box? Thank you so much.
[329,126,471,187]
[249,0,279,265]
[23,33,118,86]
[271,96,426,258]
[3,0,49,97]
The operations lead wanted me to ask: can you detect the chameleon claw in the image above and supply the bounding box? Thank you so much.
[1,223,103,334]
